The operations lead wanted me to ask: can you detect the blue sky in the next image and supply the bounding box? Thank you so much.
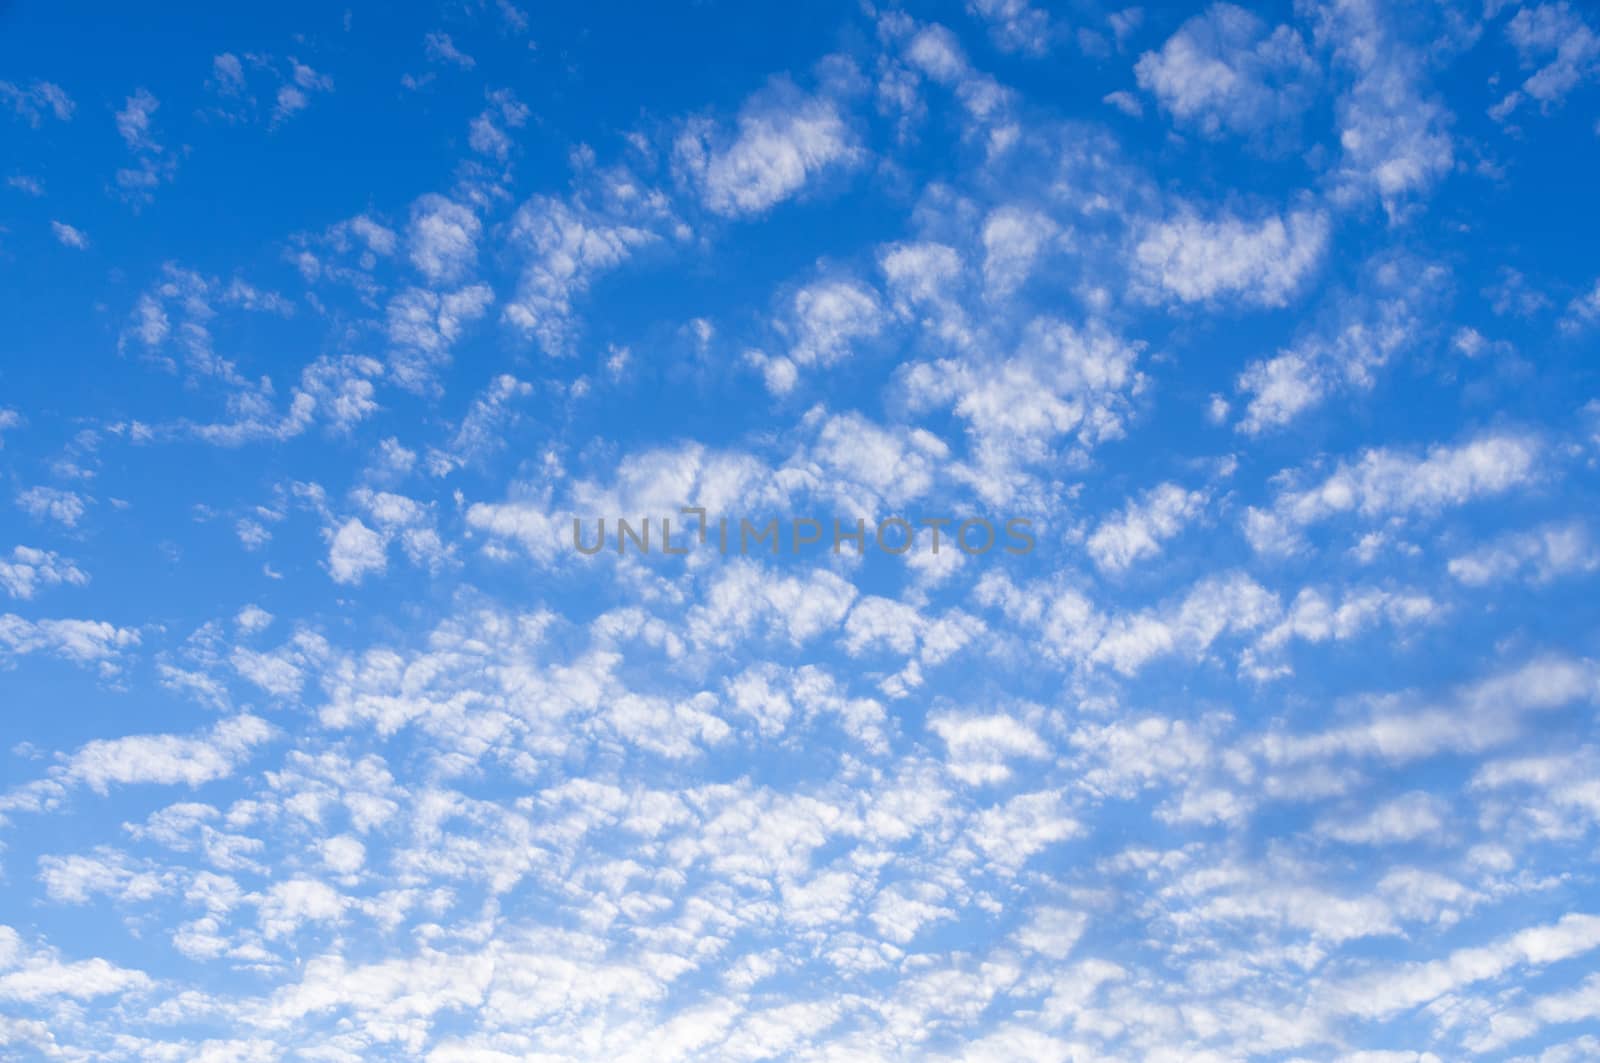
[3,0,1600,1059]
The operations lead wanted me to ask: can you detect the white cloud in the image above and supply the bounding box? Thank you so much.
[676,78,860,217]
[687,561,858,650]
[425,31,476,70]
[967,0,1052,56]
[236,605,274,634]
[15,486,87,526]
[0,930,149,1004]
[469,88,531,160]
[1243,585,1439,680]
[980,569,1280,676]
[407,194,481,284]
[1236,256,1446,433]
[386,284,494,390]
[59,714,273,793]
[321,834,366,875]
[1135,4,1318,140]
[503,191,665,355]
[902,318,1145,500]
[1448,522,1598,586]
[1316,791,1449,844]
[211,52,247,96]
[896,22,1016,127]
[1015,907,1088,958]
[321,492,450,587]
[1244,433,1543,554]
[750,274,887,394]
[1132,206,1328,307]
[116,89,160,151]
[809,411,946,508]
[969,790,1081,870]
[1087,482,1207,573]
[1102,89,1142,117]
[271,60,333,125]
[0,614,139,669]
[0,80,74,125]
[1560,278,1600,333]
[326,517,388,585]
[1329,912,1600,1021]
[427,374,534,475]
[50,221,88,249]
[1492,3,1600,121]
[929,711,1048,784]
[1311,0,1454,215]
[1260,655,1598,765]
[0,546,88,600]
[208,53,331,126]
[259,877,347,938]
[788,278,883,371]
[114,89,177,201]
[980,206,1057,299]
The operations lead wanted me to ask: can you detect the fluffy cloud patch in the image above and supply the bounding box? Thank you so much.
[1133,206,1328,307]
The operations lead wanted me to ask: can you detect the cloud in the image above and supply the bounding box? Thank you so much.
[272,60,333,125]
[895,22,1016,128]
[114,89,177,202]
[1448,522,1598,586]
[1134,3,1318,140]
[980,206,1058,299]
[1259,655,1598,765]
[326,517,388,584]
[1560,278,1600,333]
[1328,911,1600,1022]
[469,88,530,160]
[59,714,273,793]
[207,54,333,126]
[753,277,885,393]
[979,568,1280,676]
[686,561,859,650]
[15,486,87,526]
[386,284,494,390]
[1132,205,1328,307]
[115,88,161,152]
[323,490,449,586]
[1244,432,1544,554]
[1102,89,1142,117]
[1316,791,1449,844]
[1088,482,1208,573]
[50,221,89,249]
[1492,3,1600,121]
[0,546,88,600]
[676,77,861,217]
[426,374,534,475]
[0,80,73,126]
[0,929,150,1004]
[902,318,1145,501]
[929,711,1048,784]
[425,31,476,70]
[1311,0,1454,215]
[1235,254,1447,433]
[502,190,667,354]
[966,0,1053,56]
[407,194,481,284]
[0,614,139,669]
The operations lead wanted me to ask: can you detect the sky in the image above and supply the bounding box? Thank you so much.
[2,0,1600,1059]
